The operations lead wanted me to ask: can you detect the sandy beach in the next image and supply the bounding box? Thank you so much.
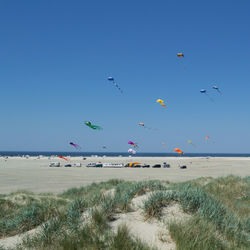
[0,156,249,194]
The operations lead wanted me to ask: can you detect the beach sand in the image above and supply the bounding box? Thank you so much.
[0,156,249,194]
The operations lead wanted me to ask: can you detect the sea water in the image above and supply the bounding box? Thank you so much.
[0,151,249,157]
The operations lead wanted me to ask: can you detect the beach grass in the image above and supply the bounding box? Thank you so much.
[0,175,249,250]
[143,176,249,249]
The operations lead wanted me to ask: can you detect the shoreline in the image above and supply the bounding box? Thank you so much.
[1,152,250,158]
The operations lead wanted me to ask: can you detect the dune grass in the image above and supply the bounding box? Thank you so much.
[169,216,229,250]
[113,180,167,212]
[143,176,250,249]
[0,176,249,250]
[19,182,153,250]
[0,198,66,238]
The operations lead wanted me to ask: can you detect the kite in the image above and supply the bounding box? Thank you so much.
[200,89,214,102]
[156,99,166,107]
[128,141,138,148]
[177,53,184,58]
[212,85,222,94]
[128,148,136,155]
[69,142,81,150]
[174,148,184,155]
[138,122,157,130]
[205,135,215,144]
[84,121,102,130]
[177,53,186,68]
[102,146,107,149]
[58,155,69,161]
[188,140,196,147]
[108,76,123,93]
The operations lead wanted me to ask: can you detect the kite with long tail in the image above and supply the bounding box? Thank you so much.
[212,85,222,95]
[128,141,138,148]
[177,52,187,68]
[138,122,158,131]
[200,89,214,102]
[69,142,81,150]
[156,99,166,107]
[58,155,69,161]
[84,121,103,130]
[108,76,123,93]
[174,148,184,155]
[188,140,196,147]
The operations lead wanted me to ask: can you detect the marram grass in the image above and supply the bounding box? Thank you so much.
[0,176,249,250]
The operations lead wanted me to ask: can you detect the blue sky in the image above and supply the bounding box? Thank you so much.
[0,0,249,153]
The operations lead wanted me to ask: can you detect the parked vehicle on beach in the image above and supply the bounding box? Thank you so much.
[142,164,150,168]
[95,163,103,168]
[73,163,82,167]
[163,162,170,168]
[132,164,142,168]
[103,163,124,168]
[87,163,96,167]
[49,162,60,167]
[64,164,72,167]
[152,164,161,168]
[180,165,187,169]
[125,162,141,168]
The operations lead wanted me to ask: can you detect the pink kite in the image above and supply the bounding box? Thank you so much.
[128,141,138,148]
[69,142,81,150]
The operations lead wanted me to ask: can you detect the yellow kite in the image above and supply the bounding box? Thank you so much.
[156,99,166,107]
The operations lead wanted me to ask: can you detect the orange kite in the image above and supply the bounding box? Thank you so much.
[58,155,69,161]
[174,148,184,155]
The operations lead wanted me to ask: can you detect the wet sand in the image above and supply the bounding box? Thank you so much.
[0,156,249,194]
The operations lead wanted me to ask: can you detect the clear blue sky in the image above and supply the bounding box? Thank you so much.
[0,0,249,153]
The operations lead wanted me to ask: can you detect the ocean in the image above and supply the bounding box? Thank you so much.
[0,151,249,157]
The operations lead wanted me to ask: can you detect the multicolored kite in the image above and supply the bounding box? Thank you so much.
[177,53,184,58]
[174,148,184,155]
[128,141,138,148]
[138,122,157,130]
